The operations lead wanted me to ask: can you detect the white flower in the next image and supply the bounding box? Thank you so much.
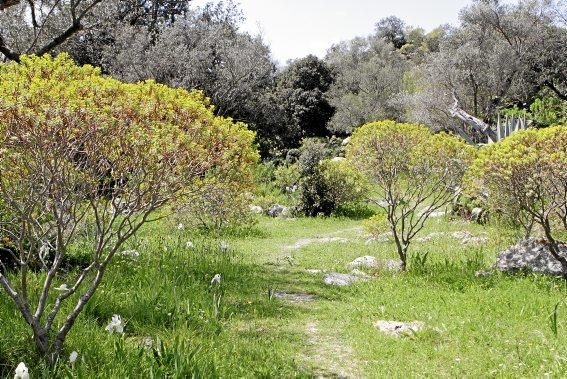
[219,241,229,252]
[211,274,222,285]
[14,362,29,379]
[185,241,194,249]
[119,250,140,261]
[177,223,184,230]
[69,351,78,363]
[55,284,69,292]
[105,314,124,334]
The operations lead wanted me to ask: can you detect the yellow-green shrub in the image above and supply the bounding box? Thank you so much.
[0,54,258,358]
[348,120,476,269]
[465,126,567,276]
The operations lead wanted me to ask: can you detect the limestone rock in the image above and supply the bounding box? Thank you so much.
[374,320,425,336]
[495,238,567,276]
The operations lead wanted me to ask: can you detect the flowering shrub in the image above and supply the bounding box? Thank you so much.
[0,54,257,359]
[348,120,475,269]
[465,126,567,277]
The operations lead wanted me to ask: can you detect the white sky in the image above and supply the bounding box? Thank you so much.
[190,0,475,64]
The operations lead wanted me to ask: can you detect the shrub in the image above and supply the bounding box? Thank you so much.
[0,54,257,359]
[348,120,476,270]
[297,159,368,216]
[465,126,567,277]
[273,163,301,193]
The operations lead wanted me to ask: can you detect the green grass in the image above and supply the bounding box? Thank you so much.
[1,214,566,377]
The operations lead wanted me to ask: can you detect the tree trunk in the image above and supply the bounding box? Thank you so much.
[449,94,498,142]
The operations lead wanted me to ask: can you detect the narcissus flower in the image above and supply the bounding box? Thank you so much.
[14,362,29,379]
[105,314,124,334]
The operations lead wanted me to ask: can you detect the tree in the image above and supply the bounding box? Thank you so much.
[0,54,257,360]
[0,0,106,62]
[348,121,475,270]
[269,55,335,148]
[325,37,409,134]
[465,126,567,276]
[375,16,407,49]
[405,0,567,141]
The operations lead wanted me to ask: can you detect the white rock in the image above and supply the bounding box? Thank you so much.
[374,320,425,336]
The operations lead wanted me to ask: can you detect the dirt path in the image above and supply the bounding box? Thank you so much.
[273,226,365,378]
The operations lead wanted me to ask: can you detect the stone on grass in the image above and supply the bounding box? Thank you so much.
[267,204,289,218]
[347,256,378,270]
[470,207,487,224]
[365,232,392,245]
[249,205,263,214]
[323,272,370,286]
[273,291,316,303]
[451,231,488,245]
[495,238,567,277]
[374,320,425,336]
[416,232,445,243]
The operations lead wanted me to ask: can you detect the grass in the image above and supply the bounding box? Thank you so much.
[1,214,566,377]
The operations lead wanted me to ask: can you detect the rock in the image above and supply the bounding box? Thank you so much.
[331,157,346,162]
[379,259,403,272]
[347,256,378,270]
[268,204,289,217]
[374,320,425,336]
[323,272,370,286]
[249,205,263,214]
[452,231,473,240]
[273,291,316,303]
[452,230,488,245]
[495,238,567,276]
[470,207,487,224]
[341,137,351,146]
[416,232,445,243]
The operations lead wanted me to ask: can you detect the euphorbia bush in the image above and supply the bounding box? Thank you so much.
[348,120,475,269]
[465,126,567,277]
[0,54,257,360]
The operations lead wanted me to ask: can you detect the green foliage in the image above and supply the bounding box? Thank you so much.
[297,159,368,217]
[530,97,567,128]
[465,126,567,243]
[0,53,258,358]
[348,120,476,267]
[273,164,301,193]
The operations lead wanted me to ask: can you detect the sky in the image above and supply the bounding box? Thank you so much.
[190,0,475,64]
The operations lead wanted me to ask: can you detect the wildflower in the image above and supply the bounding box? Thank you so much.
[177,223,184,230]
[185,241,194,249]
[219,241,229,252]
[55,284,69,292]
[119,250,140,261]
[211,274,222,285]
[105,314,124,334]
[14,362,29,379]
[69,351,78,363]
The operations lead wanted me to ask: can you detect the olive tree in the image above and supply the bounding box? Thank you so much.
[465,126,567,277]
[0,54,257,360]
[347,121,475,269]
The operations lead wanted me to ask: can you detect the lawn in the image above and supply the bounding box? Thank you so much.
[1,214,566,378]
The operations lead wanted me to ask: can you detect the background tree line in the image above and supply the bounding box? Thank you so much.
[0,0,565,154]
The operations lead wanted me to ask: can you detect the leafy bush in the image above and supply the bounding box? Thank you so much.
[297,159,368,216]
[0,54,257,359]
[348,120,476,269]
[465,125,567,276]
[273,163,301,193]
